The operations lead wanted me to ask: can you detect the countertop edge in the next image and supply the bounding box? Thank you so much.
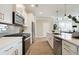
[54,35,79,47]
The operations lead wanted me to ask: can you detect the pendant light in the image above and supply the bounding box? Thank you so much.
[64,4,67,16]
[64,4,72,19]
[67,4,72,19]
[63,4,68,20]
[31,4,39,7]
[56,9,59,20]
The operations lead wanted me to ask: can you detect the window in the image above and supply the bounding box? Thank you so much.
[59,21,72,32]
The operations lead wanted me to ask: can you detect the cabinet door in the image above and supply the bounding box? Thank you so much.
[16,5,24,15]
[51,34,54,48]
[48,38,53,48]
[16,5,28,26]
[0,4,13,24]
[47,33,54,49]
[62,47,76,55]
[0,47,16,55]
[62,40,77,55]
[18,41,22,55]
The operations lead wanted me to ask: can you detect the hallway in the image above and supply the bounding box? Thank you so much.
[28,38,54,55]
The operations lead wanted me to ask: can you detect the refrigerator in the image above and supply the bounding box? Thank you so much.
[32,22,35,43]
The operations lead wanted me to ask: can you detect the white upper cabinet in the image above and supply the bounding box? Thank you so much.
[16,4,25,15]
[0,4,28,26]
[0,4,14,24]
[16,4,28,26]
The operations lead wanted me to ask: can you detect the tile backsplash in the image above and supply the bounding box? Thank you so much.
[0,24,8,33]
[0,24,21,36]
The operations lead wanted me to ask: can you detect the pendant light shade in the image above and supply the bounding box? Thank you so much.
[64,14,66,16]
[68,14,72,18]
[64,4,67,16]
[63,4,68,20]
[64,4,72,20]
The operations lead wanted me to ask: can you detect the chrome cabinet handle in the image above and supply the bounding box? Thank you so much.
[24,37,30,41]
[55,39,61,41]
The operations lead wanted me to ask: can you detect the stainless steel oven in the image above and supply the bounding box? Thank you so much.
[4,33,30,55]
[22,34,30,55]
[24,36,30,54]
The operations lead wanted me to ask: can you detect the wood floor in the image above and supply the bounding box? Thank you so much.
[28,37,54,55]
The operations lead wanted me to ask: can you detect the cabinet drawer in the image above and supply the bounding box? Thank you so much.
[62,47,76,55]
[62,40,77,54]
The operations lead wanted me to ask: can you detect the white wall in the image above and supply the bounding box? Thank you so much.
[36,17,53,38]
[23,13,35,33]
[36,20,43,37]
[7,25,21,34]
[43,22,50,37]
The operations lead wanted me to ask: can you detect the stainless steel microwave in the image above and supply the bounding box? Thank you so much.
[12,12,24,25]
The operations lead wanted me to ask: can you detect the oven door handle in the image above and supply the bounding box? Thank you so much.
[55,39,61,42]
[24,37,30,41]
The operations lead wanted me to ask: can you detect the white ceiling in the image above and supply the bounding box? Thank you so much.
[24,4,79,18]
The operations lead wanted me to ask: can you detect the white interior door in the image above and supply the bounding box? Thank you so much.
[43,23,50,37]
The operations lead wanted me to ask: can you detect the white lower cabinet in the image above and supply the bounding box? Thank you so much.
[62,40,77,55]
[0,37,22,55]
[0,44,18,55]
[47,33,54,49]
[17,39,22,55]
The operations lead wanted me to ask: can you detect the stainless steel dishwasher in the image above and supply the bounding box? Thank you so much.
[54,37,62,55]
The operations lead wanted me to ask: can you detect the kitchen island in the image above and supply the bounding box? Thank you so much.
[54,33,79,55]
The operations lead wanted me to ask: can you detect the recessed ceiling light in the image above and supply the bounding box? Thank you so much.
[31,5,35,7]
[40,12,43,14]
[16,4,24,8]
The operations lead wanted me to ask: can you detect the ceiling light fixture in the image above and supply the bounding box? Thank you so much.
[40,12,43,14]
[64,4,67,16]
[31,4,35,7]
[31,4,39,7]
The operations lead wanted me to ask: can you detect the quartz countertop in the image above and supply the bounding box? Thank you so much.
[0,37,22,50]
[54,33,79,47]
[3,33,30,37]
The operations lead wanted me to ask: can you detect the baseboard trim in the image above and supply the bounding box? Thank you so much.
[35,37,47,39]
